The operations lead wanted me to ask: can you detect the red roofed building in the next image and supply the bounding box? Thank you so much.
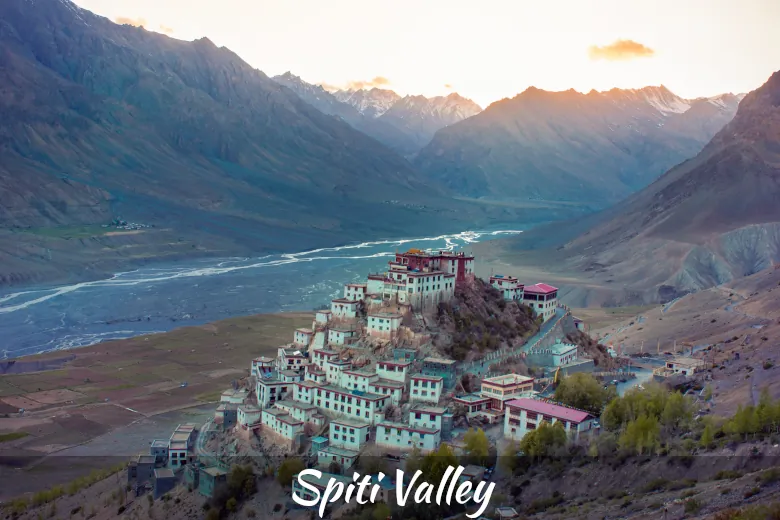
[523,283,559,322]
[392,249,474,286]
[504,398,595,442]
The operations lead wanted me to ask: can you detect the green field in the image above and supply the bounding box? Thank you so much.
[0,432,29,443]
[15,225,112,239]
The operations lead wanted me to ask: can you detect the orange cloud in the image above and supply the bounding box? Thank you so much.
[115,16,147,28]
[158,25,175,35]
[444,84,453,89]
[588,39,655,61]
[320,82,340,92]
[344,76,391,90]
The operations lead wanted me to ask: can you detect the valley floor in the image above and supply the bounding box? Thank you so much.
[0,313,311,499]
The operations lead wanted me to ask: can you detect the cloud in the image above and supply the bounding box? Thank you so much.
[115,17,174,35]
[320,82,341,92]
[588,39,655,61]
[444,84,453,89]
[344,76,391,90]
[114,16,147,28]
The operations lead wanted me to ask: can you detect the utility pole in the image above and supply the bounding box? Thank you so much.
[657,339,660,356]
[640,340,644,354]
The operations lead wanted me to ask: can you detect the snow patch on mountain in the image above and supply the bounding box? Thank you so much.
[333,88,401,118]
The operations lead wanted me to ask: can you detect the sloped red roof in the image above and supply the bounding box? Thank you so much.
[524,283,558,294]
[505,398,592,423]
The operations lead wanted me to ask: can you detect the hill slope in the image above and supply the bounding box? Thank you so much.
[272,72,420,154]
[378,93,482,153]
[483,71,780,305]
[0,0,507,285]
[415,86,741,207]
[333,87,481,153]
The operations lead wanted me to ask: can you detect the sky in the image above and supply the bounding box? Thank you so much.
[73,0,780,108]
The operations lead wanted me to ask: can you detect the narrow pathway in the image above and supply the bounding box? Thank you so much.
[458,306,569,377]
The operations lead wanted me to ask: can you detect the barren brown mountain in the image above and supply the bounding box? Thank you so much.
[486,70,780,305]
[0,0,547,286]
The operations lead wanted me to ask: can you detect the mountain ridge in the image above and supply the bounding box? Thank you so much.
[484,70,780,306]
[275,75,482,155]
[414,83,742,207]
[0,0,518,286]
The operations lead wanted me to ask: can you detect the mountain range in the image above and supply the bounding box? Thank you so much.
[487,71,780,305]
[273,73,482,155]
[0,0,760,289]
[415,86,743,208]
[0,0,513,285]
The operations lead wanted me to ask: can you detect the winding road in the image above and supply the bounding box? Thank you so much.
[458,306,568,377]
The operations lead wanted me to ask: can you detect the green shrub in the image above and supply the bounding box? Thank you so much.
[714,470,743,481]
[527,494,565,514]
[684,498,702,515]
[758,468,780,486]
[641,478,670,493]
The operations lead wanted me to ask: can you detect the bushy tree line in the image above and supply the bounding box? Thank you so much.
[554,373,616,415]
[722,388,780,439]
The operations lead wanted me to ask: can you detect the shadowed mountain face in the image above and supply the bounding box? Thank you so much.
[274,75,482,156]
[492,71,780,305]
[414,86,741,207]
[272,73,420,155]
[0,0,464,246]
[378,93,482,154]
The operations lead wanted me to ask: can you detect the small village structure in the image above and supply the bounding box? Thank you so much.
[503,398,596,442]
[654,356,708,378]
[523,283,559,322]
[528,340,579,367]
[490,274,524,301]
[127,248,584,503]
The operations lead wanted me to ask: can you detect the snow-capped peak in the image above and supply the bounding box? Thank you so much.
[332,88,401,118]
[637,85,691,115]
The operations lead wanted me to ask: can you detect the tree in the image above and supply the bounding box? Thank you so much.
[618,415,660,455]
[277,458,305,487]
[420,444,458,482]
[554,373,615,415]
[405,446,423,475]
[359,455,387,475]
[661,391,693,432]
[226,497,237,513]
[724,405,760,439]
[500,441,519,472]
[756,387,780,433]
[519,422,567,458]
[372,502,391,520]
[700,424,714,449]
[463,427,490,465]
[228,465,256,499]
